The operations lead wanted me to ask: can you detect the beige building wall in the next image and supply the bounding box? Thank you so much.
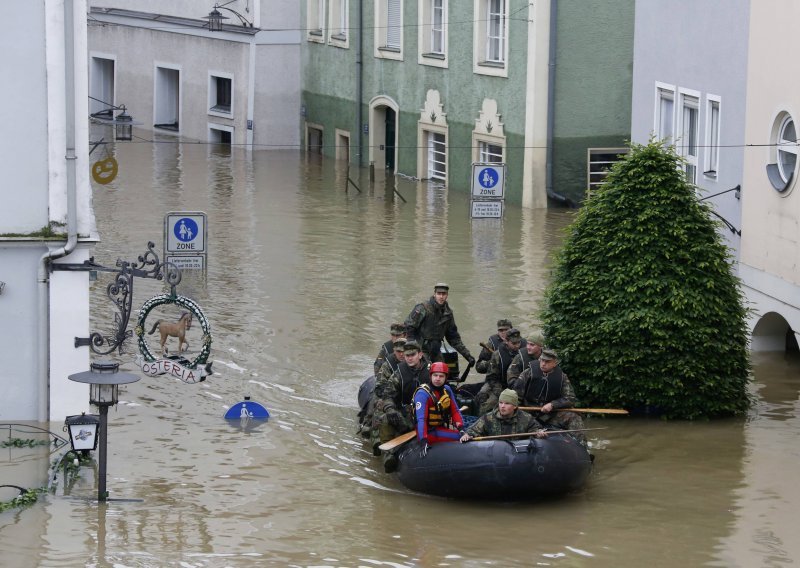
[740,0,800,350]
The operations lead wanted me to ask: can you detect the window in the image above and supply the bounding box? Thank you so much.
[587,148,629,193]
[474,0,508,76]
[427,131,447,180]
[306,123,324,154]
[154,65,180,132]
[767,112,797,193]
[307,0,326,42]
[375,0,403,60]
[209,73,232,116]
[419,0,447,66]
[89,55,115,118]
[678,92,699,184]
[472,99,505,165]
[704,96,720,178]
[328,0,348,46]
[479,142,503,163]
[655,84,675,142]
[209,124,233,144]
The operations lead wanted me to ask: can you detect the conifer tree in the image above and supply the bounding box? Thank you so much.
[541,141,750,418]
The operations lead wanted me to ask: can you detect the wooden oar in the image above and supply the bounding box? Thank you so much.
[377,406,469,451]
[519,406,629,415]
[470,427,607,442]
[479,341,495,353]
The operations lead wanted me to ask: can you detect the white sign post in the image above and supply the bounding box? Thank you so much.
[470,163,506,218]
[164,212,208,270]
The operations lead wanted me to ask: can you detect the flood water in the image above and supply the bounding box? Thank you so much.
[2,140,800,567]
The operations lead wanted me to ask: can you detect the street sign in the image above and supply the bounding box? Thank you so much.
[471,200,504,219]
[166,255,205,270]
[165,212,207,254]
[471,163,506,198]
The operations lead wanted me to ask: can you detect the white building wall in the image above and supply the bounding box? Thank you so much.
[740,0,800,350]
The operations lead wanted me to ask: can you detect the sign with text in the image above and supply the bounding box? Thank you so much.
[471,163,506,198]
[471,200,504,219]
[166,255,205,270]
[165,212,207,254]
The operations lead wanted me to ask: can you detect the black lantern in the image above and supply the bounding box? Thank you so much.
[68,362,139,501]
[204,7,228,31]
[114,106,133,141]
[64,413,100,452]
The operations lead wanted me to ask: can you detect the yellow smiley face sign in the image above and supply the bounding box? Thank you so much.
[91,157,118,185]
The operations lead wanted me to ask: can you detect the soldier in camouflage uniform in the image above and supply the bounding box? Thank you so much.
[506,333,544,385]
[404,282,475,366]
[460,389,546,441]
[370,340,430,471]
[510,348,587,447]
[373,323,406,376]
[475,328,522,414]
[475,318,513,374]
[358,338,406,439]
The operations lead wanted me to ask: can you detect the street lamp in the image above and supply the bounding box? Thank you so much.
[114,106,133,141]
[68,362,139,502]
[204,2,254,30]
[88,97,140,141]
[64,412,100,453]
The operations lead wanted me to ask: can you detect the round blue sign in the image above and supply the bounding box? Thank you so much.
[174,218,199,242]
[478,168,499,189]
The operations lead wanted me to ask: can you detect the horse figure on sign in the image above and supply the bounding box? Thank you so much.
[148,311,192,355]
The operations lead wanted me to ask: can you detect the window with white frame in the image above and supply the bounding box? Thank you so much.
[154,66,180,132]
[704,96,720,178]
[473,0,508,76]
[767,111,798,193]
[479,141,503,163]
[419,0,447,66]
[208,73,232,116]
[427,131,447,180]
[307,0,326,42]
[678,92,699,184]
[375,0,403,59]
[329,0,348,45]
[472,99,505,166]
[655,85,675,143]
[89,56,115,118]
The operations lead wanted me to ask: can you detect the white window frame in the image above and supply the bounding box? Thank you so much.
[153,63,181,134]
[328,0,349,48]
[703,95,721,179]
[89,53,116,118]
[375,0,403,60]
[307,0,327,43]
[208,122,234,144]
[678,89,700,184]
[473,0,508,77]
[418,0,447,68]
[767,111,798,194]
[425,130,447,181]
[208,71,234,118]
[654,82,675,143]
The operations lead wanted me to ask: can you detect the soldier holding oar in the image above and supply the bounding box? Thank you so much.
[459,389,547,443]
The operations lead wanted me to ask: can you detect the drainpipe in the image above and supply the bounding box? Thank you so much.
[38,0,80,421]
[356,0,363,167]
[545,0,574,207]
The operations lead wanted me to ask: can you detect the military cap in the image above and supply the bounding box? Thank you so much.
[403,339,421,353]
[392,338,407,350]
[497,318,513,330]
[528,333,545,346]
[539,348,558,361]
[498,389,519,406]
[433,282,450,291]
[506,328,522,343]
[390,323,406,335]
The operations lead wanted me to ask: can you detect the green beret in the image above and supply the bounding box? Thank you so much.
[528,333,545,346]
[498,389,519,405]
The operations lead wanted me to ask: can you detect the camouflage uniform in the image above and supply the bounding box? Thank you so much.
[475,334,503,374]
[475,340,520,415]
[466,408,543,438]
[510,363,586,446]
[404,297,473,363]
[506,348,537,385]
[369,356,430,452]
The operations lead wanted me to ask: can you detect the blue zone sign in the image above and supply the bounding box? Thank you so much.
[165,212,207,254]
[471,163,506,198]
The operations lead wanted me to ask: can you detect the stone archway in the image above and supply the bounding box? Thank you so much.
[751,311,799,352]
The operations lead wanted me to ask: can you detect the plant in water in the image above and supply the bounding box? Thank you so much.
[541,140,750,419]
[0,487,47,513]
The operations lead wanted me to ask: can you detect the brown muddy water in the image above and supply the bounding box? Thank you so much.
[1,140,799,567]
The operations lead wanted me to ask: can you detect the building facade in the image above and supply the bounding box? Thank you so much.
[0,0,97,421]
[301,0,634,207]
[630,0,749,256]
[87,0,301,149]
[740,0,800,351]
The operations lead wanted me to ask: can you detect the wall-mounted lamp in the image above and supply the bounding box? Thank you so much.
[89,97,141,141]
[204,1,253,30]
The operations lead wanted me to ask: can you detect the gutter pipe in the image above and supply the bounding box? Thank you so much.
[38,0,80,421]
[356,0,363,167]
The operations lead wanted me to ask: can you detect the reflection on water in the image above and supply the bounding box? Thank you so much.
[1,143,799,567]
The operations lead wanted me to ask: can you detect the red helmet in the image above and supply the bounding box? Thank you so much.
[430,362,449,375]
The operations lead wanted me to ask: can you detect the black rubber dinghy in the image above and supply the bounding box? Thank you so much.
[395,435,592,499]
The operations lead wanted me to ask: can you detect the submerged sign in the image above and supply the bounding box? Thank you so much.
[164,211,208,270]
[135,355,208,384]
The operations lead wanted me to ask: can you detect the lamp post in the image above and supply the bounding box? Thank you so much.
[68,362,139,502]
[114,106,133,141]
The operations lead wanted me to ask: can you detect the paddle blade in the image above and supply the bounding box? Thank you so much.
[378,430,416,451]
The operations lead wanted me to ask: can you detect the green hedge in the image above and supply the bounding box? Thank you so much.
[541,141,750,418]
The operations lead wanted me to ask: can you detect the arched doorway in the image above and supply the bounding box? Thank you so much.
[752,312,799,352]
[369,96,399,174]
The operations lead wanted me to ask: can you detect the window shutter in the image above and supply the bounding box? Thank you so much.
[386,0,401,48]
